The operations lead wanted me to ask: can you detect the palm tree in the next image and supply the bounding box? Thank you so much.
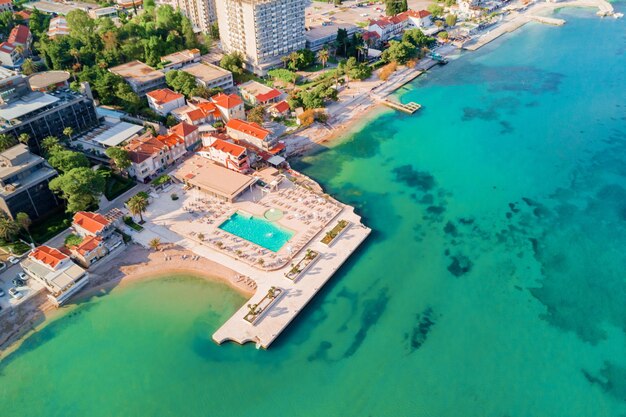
[18,133,30,145]
[21,58,37,75]
[69,48,80,65]
[41,136,61,156]
[0,217,19,242]
[317,48,329,68]
[63,126,74,142]
[0,134,17,152]
[148,238,161,251]
[14,44,24,56]
[127,194,148,223]
[281,55,290,68]
[356,45,367,62]
[287,51,300,71]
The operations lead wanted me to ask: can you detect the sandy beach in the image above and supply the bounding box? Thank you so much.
[0,243,254,355]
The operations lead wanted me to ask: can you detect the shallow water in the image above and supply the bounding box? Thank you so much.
[2,6,626,416]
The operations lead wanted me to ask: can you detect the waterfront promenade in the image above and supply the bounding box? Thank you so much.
[129,178,371,348]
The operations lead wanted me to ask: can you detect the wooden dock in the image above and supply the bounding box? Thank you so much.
[381,99,422,114]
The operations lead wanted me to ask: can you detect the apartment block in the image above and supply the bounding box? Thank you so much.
[157,0,216,33]
[215,0,307,75]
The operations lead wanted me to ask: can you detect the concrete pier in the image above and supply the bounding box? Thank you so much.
[212,206,370,349]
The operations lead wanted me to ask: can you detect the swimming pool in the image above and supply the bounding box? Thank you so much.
[219,212,294,252]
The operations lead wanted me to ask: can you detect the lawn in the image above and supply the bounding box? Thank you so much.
[124,216,144,232]
[30,209,73,244]
[0,240,32,256]
[101,169,136,201]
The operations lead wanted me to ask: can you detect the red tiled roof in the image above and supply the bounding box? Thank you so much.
[156,133,184,147]
[209,138,246,157]
[125,134,168,164]
[255,88,281,103]
[146,88,184,105]
[8,25,30,45]
[226,118,270,141]
[197,101,219,116]
[185,108,205,122]
[170,122,198,137]
[212,93,243,109]
[14,10,32,20]
[270,100,290,114]
[0,0,12,5]
[30,245,68,268]
[73,211,110,235]
[407,10,431,18]
[363,31,381,41]
[269,143,285,154]
[73,235,103,256]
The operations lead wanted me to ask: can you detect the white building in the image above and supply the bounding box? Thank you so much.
[211,93,245,121]
[225,118,276,151]
[21,245,89,306]
[146,88,186,116]
[198,135,250,173]
[157,0,216,33]
[125,133,171,182]
[215,0,307,75]
[180,62,233,90]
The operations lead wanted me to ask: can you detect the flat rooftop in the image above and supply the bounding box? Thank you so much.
[173,155,256,202]
[181,62,231,83]
[21,258,86,291]
[24,1,96,15]
[161,49,200,65]
[305,22,360,42]
[0,91,59,121]
[109,61,164,84]
[90,121,144,147]
[28,71,71,90]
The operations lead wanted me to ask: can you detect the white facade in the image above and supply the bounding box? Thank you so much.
[215,0,307,75]
[157,0,216,33]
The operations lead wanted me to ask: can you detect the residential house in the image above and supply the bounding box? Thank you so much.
[14,10,32,23]
[109,61,167,97]
[238,80,282,106]
[268,100,290,118]
[7,25,31,53]
[47,16,70,39]
[198,136,250,173]
[0,42,22,68]
[180,62,233,90]
[160,48,201,71]
[125,133,170,182]
[72,211,115,238]
[211,93,244,121]
[88,6,118,19]
[20,245,89,306]
[0,0,13,13]
[155,132,186,162]
[406,10,433,28]
[225,118,276,151]
[170,121,200,150]
[177,100,221,126]
[146,88,186,116]
[68,235,108,268]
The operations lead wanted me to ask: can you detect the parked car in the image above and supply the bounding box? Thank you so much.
[8,287,22,300]
[12,278,25,287]
[8,256,20,265]
[18,272,27,281]
[0,288,5,297]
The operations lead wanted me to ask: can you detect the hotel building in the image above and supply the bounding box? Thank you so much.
[215,0,307,75]
[20,245,89,306]
[157,0,217,33]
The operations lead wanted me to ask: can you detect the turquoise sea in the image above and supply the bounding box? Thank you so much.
[2,6,626,416]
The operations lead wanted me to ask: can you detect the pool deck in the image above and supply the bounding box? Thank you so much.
[130,176,371,348]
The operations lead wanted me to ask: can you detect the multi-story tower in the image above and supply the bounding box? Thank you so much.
[157,0,216,33]
[215,0,307,75]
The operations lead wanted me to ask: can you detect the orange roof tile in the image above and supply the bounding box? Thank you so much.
[73,235,103,256]
[270,100,290,114]
[125,134,168,164]
[170,122,198,137]
[73,211,110,235]
[156,133,184,147]
[185,108,205,122]
[30,245,68,268]
[146,88,184,105]
[8,25,30,45]
[209,138,246,157]
[256,88,281,103]
[226,118,270,141]
[212,93,243,109]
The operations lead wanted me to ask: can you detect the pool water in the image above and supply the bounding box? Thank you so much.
[219,212,294,252]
